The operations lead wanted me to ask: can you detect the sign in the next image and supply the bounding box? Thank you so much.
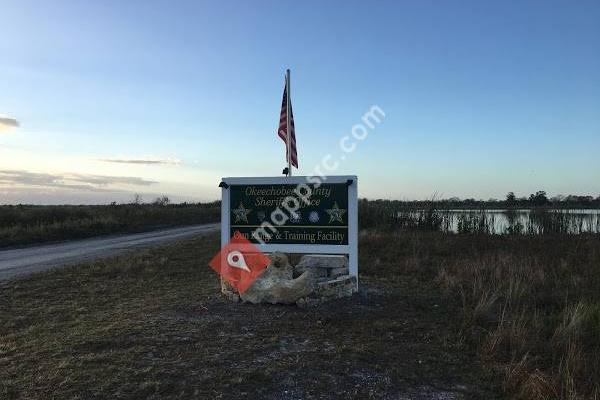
[229,183,348,245]
[220,176,358,283]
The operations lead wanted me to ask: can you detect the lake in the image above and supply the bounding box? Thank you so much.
[396,209,600,234]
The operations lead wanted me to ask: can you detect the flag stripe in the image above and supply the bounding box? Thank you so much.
[277,78,298,168]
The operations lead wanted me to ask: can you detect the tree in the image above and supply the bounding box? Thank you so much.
[153,195,170,206]
[529,191,549,206]
[132,193,143,205]
[505,192,516,206]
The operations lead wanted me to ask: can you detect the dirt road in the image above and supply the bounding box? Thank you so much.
[0,223,219,280]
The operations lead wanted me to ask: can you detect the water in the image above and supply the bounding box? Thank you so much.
[396,209,600,234]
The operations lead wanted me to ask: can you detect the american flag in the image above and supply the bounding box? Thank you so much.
[277,75,298,168]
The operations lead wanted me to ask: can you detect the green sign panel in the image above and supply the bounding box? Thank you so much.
[229,183,348,245]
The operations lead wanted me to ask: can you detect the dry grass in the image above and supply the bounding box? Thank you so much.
[431,234,600,399]
[0,203,220,248]
[2,230,598,399]
[1,232,503,399]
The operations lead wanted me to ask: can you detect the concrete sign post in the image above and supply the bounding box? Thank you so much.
[220,175,358,284]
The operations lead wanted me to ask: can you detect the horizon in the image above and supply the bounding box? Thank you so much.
[2,0,599,204]
[1,188,598,206]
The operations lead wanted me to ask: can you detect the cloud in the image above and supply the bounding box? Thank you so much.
[99,158,181,166]
[69,173,157,186]
[0,116,19,132]
[0,169,158,192]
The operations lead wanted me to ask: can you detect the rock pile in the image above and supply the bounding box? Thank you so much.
[221,252,357,306]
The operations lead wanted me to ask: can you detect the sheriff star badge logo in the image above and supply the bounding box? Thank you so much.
[325,202,346,223]
[232,202,252,223]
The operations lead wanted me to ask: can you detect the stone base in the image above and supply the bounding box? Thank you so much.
[296,275,358,308]
[220,253,357,306]
[221,279,240,302]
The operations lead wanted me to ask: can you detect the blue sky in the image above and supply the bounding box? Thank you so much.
[1,0,599,204]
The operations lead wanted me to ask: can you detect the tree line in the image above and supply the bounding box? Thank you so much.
[370,191,600,209]
[504,191,600,208]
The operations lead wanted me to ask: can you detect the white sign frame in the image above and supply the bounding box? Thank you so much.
[220,175,358,284]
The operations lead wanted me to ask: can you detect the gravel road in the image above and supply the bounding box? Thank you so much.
[0,223,219,280]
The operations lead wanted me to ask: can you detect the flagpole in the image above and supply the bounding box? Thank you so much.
[286,69,292,177]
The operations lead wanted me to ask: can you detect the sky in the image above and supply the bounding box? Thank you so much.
[1,0,599,204]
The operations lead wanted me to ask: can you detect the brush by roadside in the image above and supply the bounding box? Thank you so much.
[0,202,220,248]
[361,231,600,399]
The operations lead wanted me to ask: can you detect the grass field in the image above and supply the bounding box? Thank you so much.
[0,202,220,248]
[2,232,501,399]
[361,231,600,399]
[2,231,598,399]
